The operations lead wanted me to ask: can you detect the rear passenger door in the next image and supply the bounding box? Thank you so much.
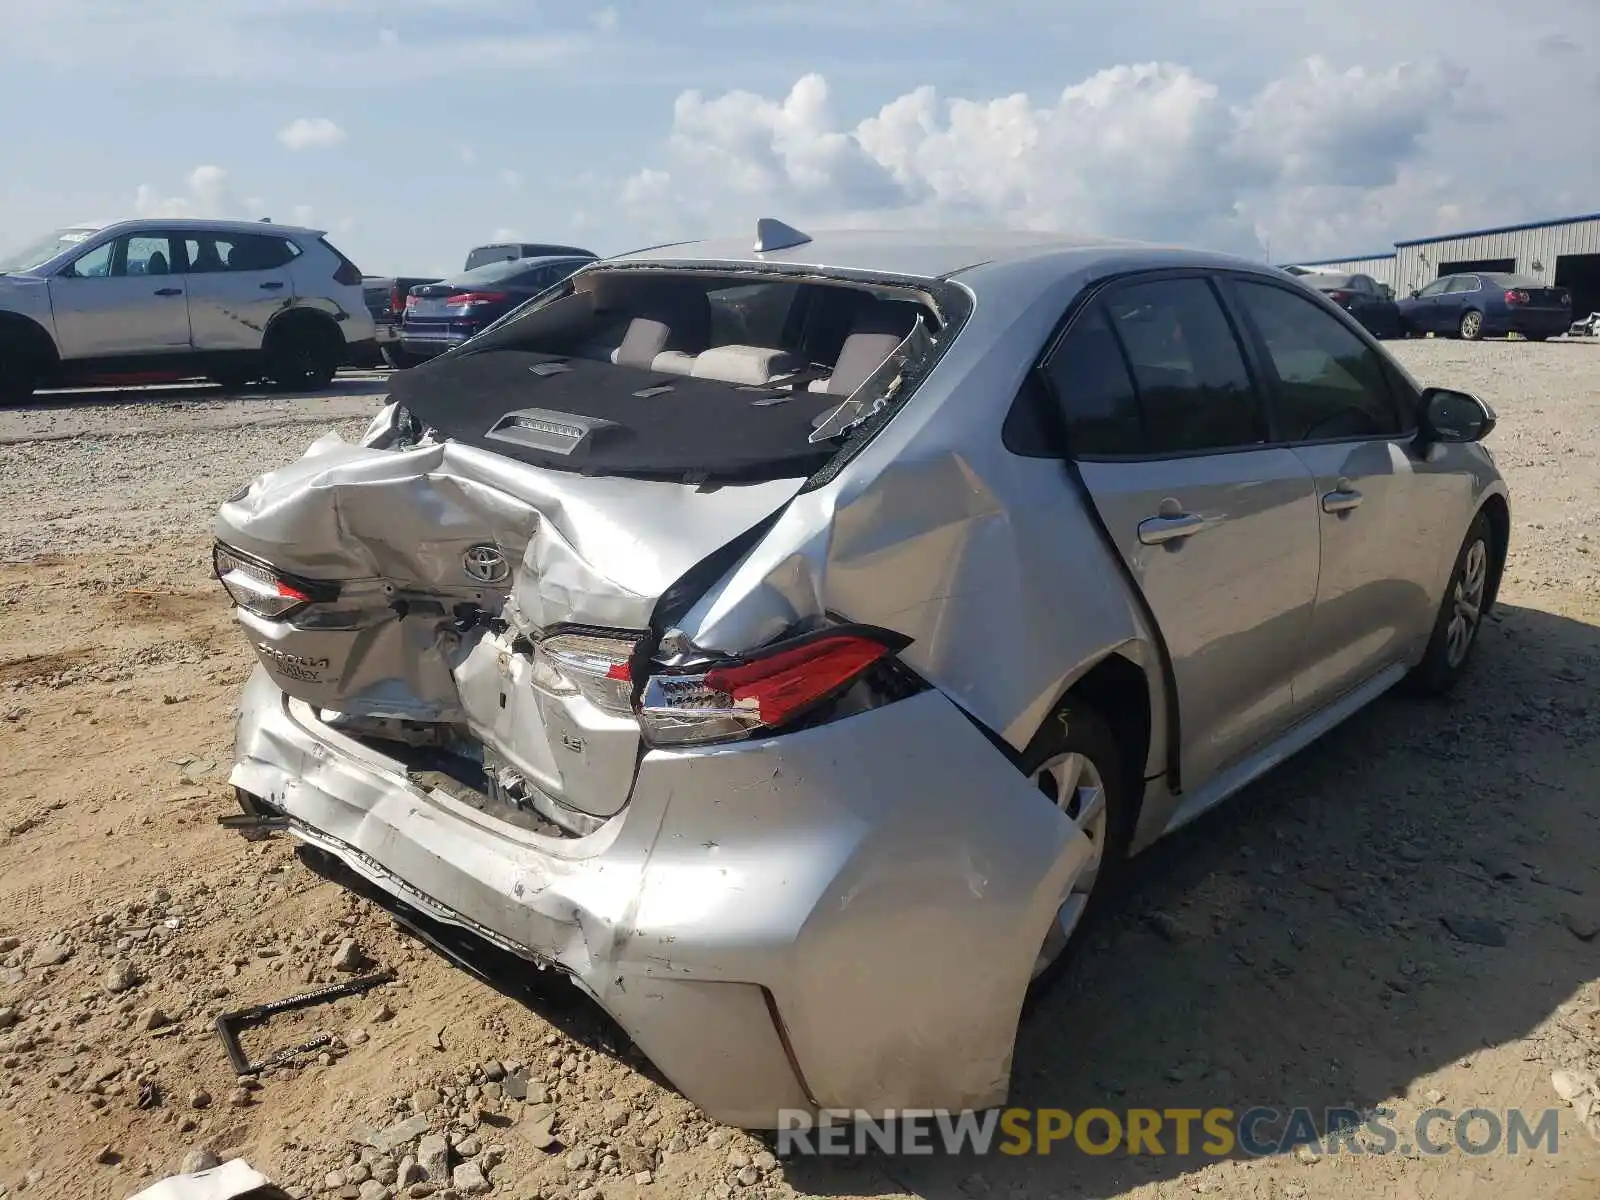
[180,232,298,352]
[1226,276,1446,712]
[1040,274,1321,787]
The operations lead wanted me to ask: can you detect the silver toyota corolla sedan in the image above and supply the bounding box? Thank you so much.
[212,220,1509,1128]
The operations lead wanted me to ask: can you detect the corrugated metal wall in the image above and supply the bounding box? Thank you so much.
[1393,218,1600,294]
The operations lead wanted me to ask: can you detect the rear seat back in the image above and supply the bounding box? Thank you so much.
[611,285,713,367]
[822,300,921,395]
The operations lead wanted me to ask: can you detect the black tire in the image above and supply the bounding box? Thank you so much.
[381,346,418,370]
[1407,511,1494,696]
[264,319,342,392]
[0,337,40,406]
[1459,310,1484,341]
[1020,703,1134,1002]
[1526,333,1550,343]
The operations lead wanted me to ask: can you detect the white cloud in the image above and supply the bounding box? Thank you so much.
[134,165,238,218]
[278,117,346,151]
[620,58,1476,257]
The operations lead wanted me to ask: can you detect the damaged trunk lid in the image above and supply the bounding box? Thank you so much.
[214,431,803,821]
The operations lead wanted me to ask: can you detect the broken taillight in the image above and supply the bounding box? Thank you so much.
[213,543,336,621]
[636,625,915,747]
[529,631,636,715]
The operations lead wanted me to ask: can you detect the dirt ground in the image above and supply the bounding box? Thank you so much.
[1,340,1599,1200]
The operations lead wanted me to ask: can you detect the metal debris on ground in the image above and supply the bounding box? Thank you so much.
[214,971,396,1074]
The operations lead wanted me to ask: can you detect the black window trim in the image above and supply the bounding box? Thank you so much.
[1215,270,1419,445]
[1010,265,1423,464]
[1030,266,1279,464]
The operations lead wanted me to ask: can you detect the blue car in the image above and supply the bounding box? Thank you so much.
[1398,272,1573,341]
[400,255,593,361]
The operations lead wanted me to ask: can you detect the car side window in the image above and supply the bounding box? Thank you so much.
[200,234,299,273]
[1233,279,1403,441]
[64,241,114,279]
[1447,276,1478,295]
[1418,278,1450,298]
[1101,278,1265,454]
[1039,307,1144,455]
[121,235,174,277]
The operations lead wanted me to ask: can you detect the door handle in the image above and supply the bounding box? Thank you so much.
[1322,483,1364,513]
[153,287,183,297]
[1138,512,1207,545]
[259,281,285,290]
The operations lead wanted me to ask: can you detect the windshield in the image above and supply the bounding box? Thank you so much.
[386,267,959,484]
[1484,273,1544,289]
[0,227,99,273]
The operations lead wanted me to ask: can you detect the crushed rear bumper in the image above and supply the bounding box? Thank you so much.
[229,665,1086,1127]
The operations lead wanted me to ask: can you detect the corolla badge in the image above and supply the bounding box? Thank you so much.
[462,543,511,584]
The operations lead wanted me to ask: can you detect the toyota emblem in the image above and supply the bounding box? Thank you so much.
[462,544,510,584]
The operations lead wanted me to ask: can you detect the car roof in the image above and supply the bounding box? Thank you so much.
[607,226,1271,286]
[80,217,329,238]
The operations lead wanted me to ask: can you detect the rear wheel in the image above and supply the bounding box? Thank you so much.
[1526,333,1550,343]
[381,346,419,370]
[264,318,342,391]
[0,334,41,405]
[1408,511,1493,695]
[1459,309,1484,340]
[1022,703,1133,998]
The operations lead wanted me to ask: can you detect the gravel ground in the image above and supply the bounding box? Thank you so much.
[1,342,1599,1200]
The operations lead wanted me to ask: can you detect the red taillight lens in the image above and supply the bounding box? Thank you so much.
[1328,290,1353,302]
[1505,290,1528,305]
[405,294,419,310]
[637,625,915,746]
[213,543,334,621]
[448,291,509,307]
[390,284,403,313]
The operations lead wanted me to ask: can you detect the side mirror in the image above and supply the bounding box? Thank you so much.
[1418,387,1496,444]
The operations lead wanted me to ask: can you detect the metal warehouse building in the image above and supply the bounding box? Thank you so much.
[1392,212,1600,316]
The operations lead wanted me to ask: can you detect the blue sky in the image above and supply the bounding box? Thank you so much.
[1,0,1595,276]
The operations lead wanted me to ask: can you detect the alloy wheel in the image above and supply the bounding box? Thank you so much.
[1445,538,1488,668]
[1030,751,1109,978]
[1460,311,1482,340]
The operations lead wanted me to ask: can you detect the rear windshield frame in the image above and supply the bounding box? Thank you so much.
[418,260,974,489]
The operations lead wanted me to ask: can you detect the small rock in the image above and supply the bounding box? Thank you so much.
[407,1186,435,1200]
[452,1162,490,1195]
[398,1156,421,1185]
[347,1028,370,1047]
[482,1060,505,1081]
[736,1166,760,1187]
[501,1072,529,1101]
[519,1119,559,1153]
[416,1134,450,1182]
[455,1137,480,1158]
[1552,1069,1597,1102]
[752,1151,778,1171]
[1562,910,1600,941]
[727,1151,751,1170]
[605,1102,631,1130]
[0,1007,16,1029]
[368,1115,431,1154]
[332,938,365,972]
[1425,1089,1445,1104]
[102,961,140,994]
[227,1086,252,1107]
[140,1007,169,1031]
[189,1088,212,1110]
[358,1182,388,1200]
[326,1171,348,1190]
[31,940,72,967]
[1440,915,1507,947]
[411,1089,441,1113]
[1293,1143,1321,1164]
[96,1145,120,1165]
[180,1147,220,1174]
[1145,911,1189,943]
[634,1170,654,1185]
[373,1002,395,1023]
[566,1148,591,1171]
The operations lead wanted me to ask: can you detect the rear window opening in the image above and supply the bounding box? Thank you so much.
[384,267,954,484]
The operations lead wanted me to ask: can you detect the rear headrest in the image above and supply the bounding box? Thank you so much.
[689,345,798,386]
[825,300,922,396]
[612,286,713,367]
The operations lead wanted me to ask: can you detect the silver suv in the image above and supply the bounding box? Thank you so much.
[0,218,378,402]
[213,223,1509,1127]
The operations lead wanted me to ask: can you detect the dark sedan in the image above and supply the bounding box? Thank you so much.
[1398,272,1573,341]
[401,256,592,360]
[1298,271,1403,338]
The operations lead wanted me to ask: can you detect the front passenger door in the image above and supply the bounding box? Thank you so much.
[1039,275,1322,787]
[1227,277,1448,712]
[49,232,192,359]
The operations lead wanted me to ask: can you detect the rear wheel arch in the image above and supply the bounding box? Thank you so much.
[1029,650,1155,833]
[264,305,343,350]
[262,307,345,389]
